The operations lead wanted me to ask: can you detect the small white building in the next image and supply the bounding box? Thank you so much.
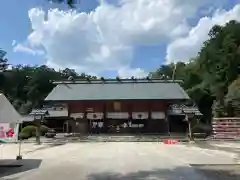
[0,93,22,141]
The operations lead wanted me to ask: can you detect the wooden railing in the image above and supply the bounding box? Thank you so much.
[212,117,240,140]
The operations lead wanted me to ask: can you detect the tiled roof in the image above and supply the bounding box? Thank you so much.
[45,79,190,101]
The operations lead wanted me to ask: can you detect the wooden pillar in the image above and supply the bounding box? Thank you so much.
[103,102,107,133]
[35,118,41,145]
[166,102,170,136]
[148,101,151,134]
[129,101,133,133]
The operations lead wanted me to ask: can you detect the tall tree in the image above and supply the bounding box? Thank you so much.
[49,0,77,8]
[0,49,8,72]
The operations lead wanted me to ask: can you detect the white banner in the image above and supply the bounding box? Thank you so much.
[151,112,165,119]
[87,113,104,119]
[70,113,84,119]
[0,123,17,142]
[107,112,129,119]
[132,112,148,119]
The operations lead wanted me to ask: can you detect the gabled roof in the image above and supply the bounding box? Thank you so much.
[45,79,190,101]
[0,94,21,123]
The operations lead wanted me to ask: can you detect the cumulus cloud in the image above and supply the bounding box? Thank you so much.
[17,0,229,76]
[166,4,240,63]
[118,67,148,78]
[12,40,16,46]
[13,44,45,56]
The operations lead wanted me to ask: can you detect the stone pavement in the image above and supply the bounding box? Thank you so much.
[0,143,48,160]
[0,142,239,180]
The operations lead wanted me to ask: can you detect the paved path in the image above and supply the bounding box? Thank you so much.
[0,142,239,180]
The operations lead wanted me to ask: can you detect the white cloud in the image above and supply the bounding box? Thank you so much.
[118,67,148,78]
[13,44,45,56]
[166,4,240,63]
[12,40,16,46]
[17,0,229,76]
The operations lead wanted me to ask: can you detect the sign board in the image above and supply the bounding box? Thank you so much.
[113,102,121,111]
[86,108,93,112]
[163,139,179,144]
[0,123,19,142]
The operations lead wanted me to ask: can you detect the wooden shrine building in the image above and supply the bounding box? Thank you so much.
[44,78,200,134]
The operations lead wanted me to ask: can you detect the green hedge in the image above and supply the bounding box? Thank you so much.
[20,125,49,140]
[192,124,212,136]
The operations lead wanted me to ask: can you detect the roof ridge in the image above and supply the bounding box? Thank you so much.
[53,79,183,84]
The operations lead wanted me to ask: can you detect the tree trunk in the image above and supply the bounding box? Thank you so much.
[35,120,41,145]
[188,121,193,141]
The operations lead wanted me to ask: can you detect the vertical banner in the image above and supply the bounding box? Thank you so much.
[0,123,18,142]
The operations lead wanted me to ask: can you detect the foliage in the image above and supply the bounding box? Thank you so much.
[49,0,77,8]
[20,125,36,139]
[40,125,49,135]
[19,125,50,139]
[0,64,96,114]
[150,20,240,121]
[192,123,212,138]
[225,77,240,116]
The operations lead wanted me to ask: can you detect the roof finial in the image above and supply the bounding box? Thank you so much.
[86,77,91,82]
[116,76,121,82]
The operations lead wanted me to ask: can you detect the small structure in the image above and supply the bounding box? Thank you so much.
[0,93,22,141]
[43,78,201,135]
[29,109,49,144]
[0,93,23,159]
[42,104,69,133]
[212,117,240,140]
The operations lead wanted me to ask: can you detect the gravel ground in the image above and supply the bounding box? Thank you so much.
[0,142,239,180]
[192,164,240,180]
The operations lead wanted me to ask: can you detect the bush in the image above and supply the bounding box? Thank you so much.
[192,124,212,138]
[20,125,36,139]
[40,125,49,136]
[19,132,31,140]
[20,125,49,139]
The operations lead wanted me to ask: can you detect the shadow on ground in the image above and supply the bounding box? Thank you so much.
[87,165,240,180]
[190,141,240,161]
[23,142,67,155]
[193,141,240,154]
[0,159,42,178]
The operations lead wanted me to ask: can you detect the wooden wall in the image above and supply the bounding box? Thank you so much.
[68,100,168,114]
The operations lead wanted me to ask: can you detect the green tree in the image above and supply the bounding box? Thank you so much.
[49,0,77,8]
[198,20,240,117]
[225,77,240,117]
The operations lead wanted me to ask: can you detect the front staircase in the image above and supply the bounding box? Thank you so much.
[75,134,189,142]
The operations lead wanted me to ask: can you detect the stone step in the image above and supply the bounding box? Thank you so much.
[76,135,189,142]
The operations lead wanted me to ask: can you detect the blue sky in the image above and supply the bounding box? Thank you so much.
[0,0,99,65]
[1,0,240,77]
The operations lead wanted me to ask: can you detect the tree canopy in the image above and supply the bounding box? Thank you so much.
[150,20,240,121]
[0,59,96,114]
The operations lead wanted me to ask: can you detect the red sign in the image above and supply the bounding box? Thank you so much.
[163,139,178,144]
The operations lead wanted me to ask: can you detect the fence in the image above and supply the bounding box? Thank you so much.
[212,117,240,140]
